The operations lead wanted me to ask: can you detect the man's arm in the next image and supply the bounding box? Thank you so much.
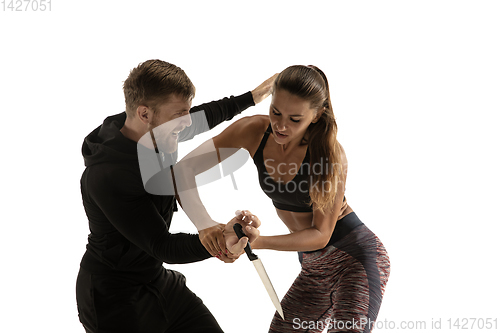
[178,92,254,142]
[178,74,277,142]
[87,167,212,264]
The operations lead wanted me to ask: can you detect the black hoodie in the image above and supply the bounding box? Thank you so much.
[79,92,254,282]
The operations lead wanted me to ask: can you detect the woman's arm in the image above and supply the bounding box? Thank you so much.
[251,198,343,252]
[173,116,268,253]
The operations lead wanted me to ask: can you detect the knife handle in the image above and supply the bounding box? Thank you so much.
[233,223,258,261]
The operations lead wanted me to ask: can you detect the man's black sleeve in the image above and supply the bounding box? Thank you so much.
[179,91,255,142]
[87,167,212,265]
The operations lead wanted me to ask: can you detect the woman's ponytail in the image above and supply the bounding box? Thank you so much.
[274,65,343,213]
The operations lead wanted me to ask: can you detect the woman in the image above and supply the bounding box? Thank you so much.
[176,65,390,333]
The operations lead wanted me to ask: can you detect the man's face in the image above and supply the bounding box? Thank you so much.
[149,94,192,154]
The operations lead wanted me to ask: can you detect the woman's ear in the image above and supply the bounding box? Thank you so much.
[312,107,326,123]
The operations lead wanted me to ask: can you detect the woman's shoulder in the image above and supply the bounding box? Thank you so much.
[234,114,269,134]
[214,115,270,153]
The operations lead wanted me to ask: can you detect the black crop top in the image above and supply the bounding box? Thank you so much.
[253,125,313,212]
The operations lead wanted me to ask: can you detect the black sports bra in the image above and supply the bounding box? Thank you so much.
[253,124,313,212]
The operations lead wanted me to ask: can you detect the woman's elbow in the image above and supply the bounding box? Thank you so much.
[308,231,330,252]
[315,237,330,251]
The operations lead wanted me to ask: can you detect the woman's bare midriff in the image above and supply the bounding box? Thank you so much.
[276,202,354,233]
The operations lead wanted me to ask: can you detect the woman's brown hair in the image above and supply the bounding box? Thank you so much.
[274,65,343,213]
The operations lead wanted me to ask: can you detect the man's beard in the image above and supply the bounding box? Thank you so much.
[150,117,179,154]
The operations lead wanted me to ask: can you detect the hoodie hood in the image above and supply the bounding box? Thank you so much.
[82,112,139,167]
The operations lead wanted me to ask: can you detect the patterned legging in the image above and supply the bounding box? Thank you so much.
[269,212,390,333]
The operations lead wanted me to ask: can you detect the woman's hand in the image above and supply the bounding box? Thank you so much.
[224,210,261,257]
[200,210,261,263]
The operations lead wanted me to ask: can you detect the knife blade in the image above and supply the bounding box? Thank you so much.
[233,223,285,320]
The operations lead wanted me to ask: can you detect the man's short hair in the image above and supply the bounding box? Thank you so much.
[123,60,196,117]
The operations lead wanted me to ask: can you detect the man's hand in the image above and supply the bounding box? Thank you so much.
[251,74,279,105]
[224,210,261,258]
[199,224,226,259]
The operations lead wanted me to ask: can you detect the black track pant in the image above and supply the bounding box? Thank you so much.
[76,267,223,333]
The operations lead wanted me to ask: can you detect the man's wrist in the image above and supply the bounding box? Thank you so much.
[198,221,222,233]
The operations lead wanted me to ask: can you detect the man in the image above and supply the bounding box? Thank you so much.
[76,59,274,332]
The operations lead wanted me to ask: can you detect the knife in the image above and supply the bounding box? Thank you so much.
[233,223,285,320]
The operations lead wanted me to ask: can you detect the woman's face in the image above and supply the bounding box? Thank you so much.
[269,89,318,145]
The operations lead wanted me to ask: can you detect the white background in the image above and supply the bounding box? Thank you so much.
[1,1,499,332]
